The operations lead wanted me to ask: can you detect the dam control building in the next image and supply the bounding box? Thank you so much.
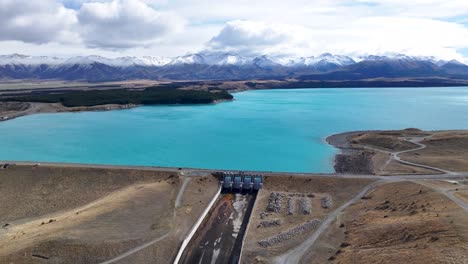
[219,172,263,192]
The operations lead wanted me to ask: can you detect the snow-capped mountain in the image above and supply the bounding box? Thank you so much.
[252,55,282,68]
[0,54,172,68]
[293,53,355,67]
[0,52,467,82]
[168,53,251,66]
[138,56,172,67]
[61,55,172,67]
[0,54,64,66]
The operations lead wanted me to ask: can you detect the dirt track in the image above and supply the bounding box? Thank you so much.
[0,165,219,264]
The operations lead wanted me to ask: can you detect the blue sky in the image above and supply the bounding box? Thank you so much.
[1,0,468,63]
[61,0,82,9]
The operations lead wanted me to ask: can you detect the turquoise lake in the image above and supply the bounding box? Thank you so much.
[1,87,468,173]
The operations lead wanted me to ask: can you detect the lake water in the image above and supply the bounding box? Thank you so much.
[1,87,468,173]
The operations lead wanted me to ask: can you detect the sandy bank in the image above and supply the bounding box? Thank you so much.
[0,97,235,122]
[0,102,138,122]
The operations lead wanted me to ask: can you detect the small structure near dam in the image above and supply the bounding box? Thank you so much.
[219,172,263,192]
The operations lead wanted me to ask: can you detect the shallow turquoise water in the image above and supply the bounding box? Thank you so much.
[1,87,468,173]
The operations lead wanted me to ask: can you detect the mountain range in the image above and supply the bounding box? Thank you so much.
[1,53,467,82]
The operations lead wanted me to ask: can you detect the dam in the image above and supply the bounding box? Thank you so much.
[177,173,262,264]
[220,172,263,192]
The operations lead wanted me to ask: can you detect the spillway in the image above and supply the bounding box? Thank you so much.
[177,192,256,264]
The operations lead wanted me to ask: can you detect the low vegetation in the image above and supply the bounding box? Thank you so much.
[0,87,233,107]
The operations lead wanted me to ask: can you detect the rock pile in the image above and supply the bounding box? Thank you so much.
[259,211,272,219]
[287,198,296,215]
[321,195,333,209]
[266,192,286,213]
[299,198,311,214]
[258,219,282,228]
[258,219,321,247]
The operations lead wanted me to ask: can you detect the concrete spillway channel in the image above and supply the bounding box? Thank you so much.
[177,192,257,264]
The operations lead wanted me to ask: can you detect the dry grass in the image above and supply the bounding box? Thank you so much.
[382,160,441,175]
[350,133,419,152]
[325,181,467,264]
[336,129,468,175]
[400,131,468,172]
[0,165,219,264]
[241,175,375,263]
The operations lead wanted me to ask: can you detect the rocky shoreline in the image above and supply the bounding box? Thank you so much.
[326,131,376,175]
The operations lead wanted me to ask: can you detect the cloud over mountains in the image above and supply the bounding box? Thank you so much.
[0,0,78,44]
[0,0,467,62]
[78,0,184,48]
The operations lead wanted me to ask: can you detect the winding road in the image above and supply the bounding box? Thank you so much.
[391,136,455,175]
[273,134,467,264]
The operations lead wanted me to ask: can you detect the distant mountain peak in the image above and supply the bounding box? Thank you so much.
[0,52,466,82]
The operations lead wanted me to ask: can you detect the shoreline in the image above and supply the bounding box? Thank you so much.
[326,131,376,175]
[327,129,468,176]
[2,128,468,176]
[2,84,467,122]
[0,98,234,122]
[0,102,139,122]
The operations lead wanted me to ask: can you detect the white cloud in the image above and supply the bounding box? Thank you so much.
[206,21,313,57]
[209,21,290,50]
[0,0,467,61]
[356,0,468,18]
[207,17,468,61]
[0,0,78,44]
[77,0,184,49]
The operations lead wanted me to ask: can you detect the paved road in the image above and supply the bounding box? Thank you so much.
[2,160,466,180]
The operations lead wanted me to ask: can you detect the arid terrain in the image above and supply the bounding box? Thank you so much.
[327,128,468,175]
[0,164,219,264]
[240,177,467,264]
[238,128,468,264]
[1,129,467,264]
[241,176,376,263]
[313,180,467,264]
